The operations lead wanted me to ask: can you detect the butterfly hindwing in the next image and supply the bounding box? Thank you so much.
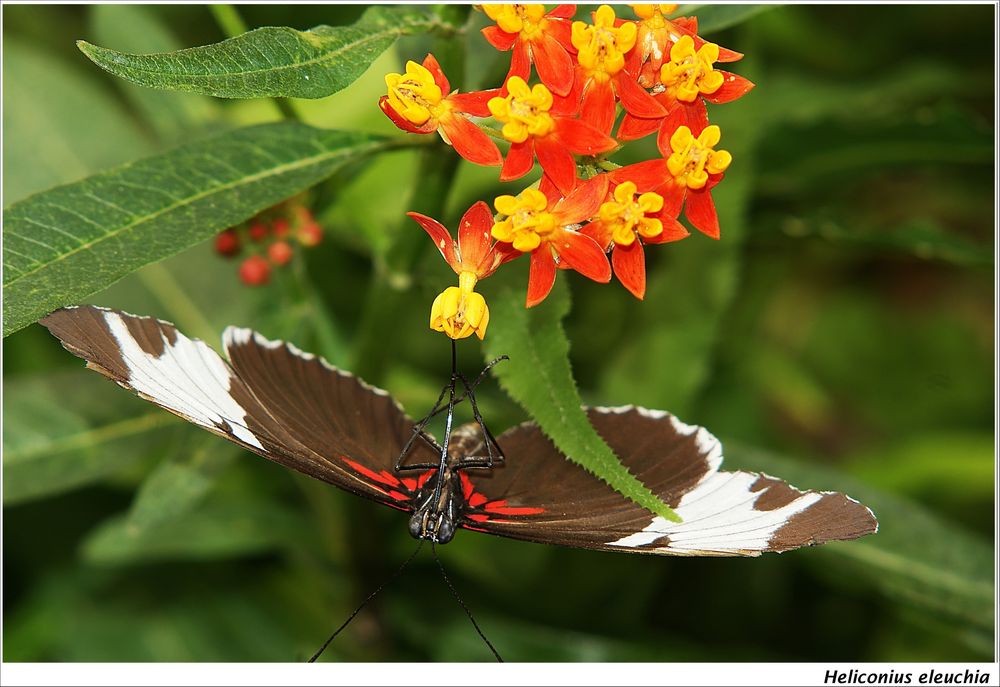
[460,407,877,556]
[40,306,432,509]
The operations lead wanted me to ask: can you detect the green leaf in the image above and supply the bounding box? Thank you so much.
[674,4,774,33]
[2,122,393,337]
[82,498,308,564]
[1,39,151,204]
[726,443,995,635]
[90,4,220,142]
[126,440,238,532]
[484,279,680,522]
[77,6,452,99]
[2,370,179,505]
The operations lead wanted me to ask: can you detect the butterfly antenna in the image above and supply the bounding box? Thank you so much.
[431,541,504,663]
[308,540,424,663]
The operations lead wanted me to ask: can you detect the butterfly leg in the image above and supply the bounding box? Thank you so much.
[454,371,506,471]
[395,382,450,472]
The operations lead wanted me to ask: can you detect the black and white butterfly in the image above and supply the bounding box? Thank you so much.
[41,305,877,559]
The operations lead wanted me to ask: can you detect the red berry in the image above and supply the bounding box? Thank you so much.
[298,222,323,247]
[214,229,240,257]
[272,218,291,238]
[239,255,270,286]
[247,222,270,242]
[268,240,294,266]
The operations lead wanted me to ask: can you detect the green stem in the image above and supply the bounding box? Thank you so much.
[597,159,623,171]
[209,5,301,121]
[137,263,217,345]
[209,5,247,37]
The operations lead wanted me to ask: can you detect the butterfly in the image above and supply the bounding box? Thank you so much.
[41,305,877,558]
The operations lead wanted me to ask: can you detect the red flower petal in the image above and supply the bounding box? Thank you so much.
[657,179,686,219]
[716,45,744,63]
[705,72,755,104]
[449,88,502,118]
[508,39,531,84]
[580,78,616,137]
[440,114,502,167]
[538,172,562,201]
[458,201,495,272]
[547,4,576,19]
[609,159,669,193]
[378,96,437,134]
[553,230,611,283]
[407,212,458,270]
[684,188,720,239]
[526,247,557,307]
[531,34,575,96]
[617,111,661,141]
[612,239,646,299]
[643,215,690,244]
[682,100,710,134]
[482,25,517,51]
[422,53,450,94]
[553,118,617,155]
[655,105,689,157]
[535,136,578,196]
[580,219,613,250]
[500,139,535,181]
[614,72,666,119]
[553,173,608,224]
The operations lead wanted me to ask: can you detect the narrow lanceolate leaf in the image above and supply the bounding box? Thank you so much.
[485,279,681,522]
[2,122,391,337]
[77,6,452,99]
[2,370,179,505]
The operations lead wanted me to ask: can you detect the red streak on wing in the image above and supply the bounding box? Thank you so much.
[485,499,508,509]
[460,472,475,500]
[343,457,401,488]
[469,493,488,507]
[467,514,491,522]
[401,477,418,491]
[486,506,547,516]
[417,470,434,488]
[387,490,410,501]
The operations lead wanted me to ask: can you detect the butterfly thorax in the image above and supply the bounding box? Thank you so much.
[406,424,486,544]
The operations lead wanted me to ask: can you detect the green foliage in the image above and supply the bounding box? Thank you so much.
[485,280,680,522]
[2,124,391,336]
[78,6,452,99]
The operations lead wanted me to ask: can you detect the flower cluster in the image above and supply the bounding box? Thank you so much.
[380,4,753,339]
[214,204,323,286]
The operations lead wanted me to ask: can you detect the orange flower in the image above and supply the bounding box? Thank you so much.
[488,76,616,195]
[619,21,754,143]
[567,5,665,136]
[581,179,688,299]
[408,202,518,339]
[491,175,611,306]
[611,120,732,238]
[481,4,577,97]
[380,54,503,167]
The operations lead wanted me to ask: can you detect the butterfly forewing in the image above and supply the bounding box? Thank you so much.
[40,306,431,509]
[461,407,877,556]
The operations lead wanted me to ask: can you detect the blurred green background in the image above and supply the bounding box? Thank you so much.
[2,4,994,662]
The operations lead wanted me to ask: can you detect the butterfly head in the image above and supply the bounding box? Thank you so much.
[408,467,461,544]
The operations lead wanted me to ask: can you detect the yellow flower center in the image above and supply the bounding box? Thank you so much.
[572,5,637,81]
[482,4,547,39]
[491,189,557,253]
[384,61,447,126]
[666,125,732,190]
[429,272,490,340]
[598,182,665,246]
[630,4,678,22]
[660,35,724,102]
[487,77,555,144]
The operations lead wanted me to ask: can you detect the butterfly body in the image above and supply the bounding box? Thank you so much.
[40,305,877,557]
